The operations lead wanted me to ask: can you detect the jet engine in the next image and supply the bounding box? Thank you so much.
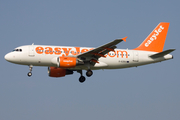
[48,67,73,77]
[51,57,84,68]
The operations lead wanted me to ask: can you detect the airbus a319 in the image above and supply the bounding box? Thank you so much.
[4,22,175,83]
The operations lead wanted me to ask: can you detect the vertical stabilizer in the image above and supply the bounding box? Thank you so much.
[134,22,170,52]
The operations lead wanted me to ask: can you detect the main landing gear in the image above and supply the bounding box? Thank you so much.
[86,69,93,77]
[77,69,93,83]
[27,65,33,77]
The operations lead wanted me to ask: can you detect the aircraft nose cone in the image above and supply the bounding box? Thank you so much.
[5,53,9,61]
[4,53,12,62]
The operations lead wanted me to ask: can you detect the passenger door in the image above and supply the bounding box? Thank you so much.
[29,44,35,57]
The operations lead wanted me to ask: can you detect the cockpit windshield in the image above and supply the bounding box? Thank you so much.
[13,49,22,52]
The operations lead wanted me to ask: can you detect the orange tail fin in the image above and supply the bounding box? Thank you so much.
[134,22,170,52]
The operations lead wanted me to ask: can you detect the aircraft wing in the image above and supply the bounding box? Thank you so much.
[77,37,127,62]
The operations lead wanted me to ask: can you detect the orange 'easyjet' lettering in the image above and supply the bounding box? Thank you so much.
[81,49,88,53]
[45,47,53,54]
[62,48,72,56]
[117,50,128,58]
[35,46,128,58]
[71,47,80,55]
[36,47,44,54]
[108,51,116,57]
[54,47,61,55]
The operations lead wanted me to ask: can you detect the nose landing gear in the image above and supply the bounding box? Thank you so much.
[27,65,33,77]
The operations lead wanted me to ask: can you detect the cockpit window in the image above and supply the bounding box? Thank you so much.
[13,49,22,52]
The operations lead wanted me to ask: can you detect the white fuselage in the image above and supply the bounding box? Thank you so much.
[4,45,173,70]
[4,22,174,82]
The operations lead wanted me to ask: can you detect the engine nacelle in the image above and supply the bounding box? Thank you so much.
[51,57,84,68]
[48,67,73,77]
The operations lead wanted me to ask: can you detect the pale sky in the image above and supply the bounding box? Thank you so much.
[1,0,180,120]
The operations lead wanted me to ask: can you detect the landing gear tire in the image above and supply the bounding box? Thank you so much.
[27,72,32,77]
[86,70,93,77]
[79,76,86,83]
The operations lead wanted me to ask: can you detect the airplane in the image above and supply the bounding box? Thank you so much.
[4,22,175,83]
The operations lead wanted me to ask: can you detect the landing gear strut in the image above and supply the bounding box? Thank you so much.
[77,70,86,83]
[27,65,33,77]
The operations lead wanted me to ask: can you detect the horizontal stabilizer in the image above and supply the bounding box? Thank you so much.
[149,49,175,58]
